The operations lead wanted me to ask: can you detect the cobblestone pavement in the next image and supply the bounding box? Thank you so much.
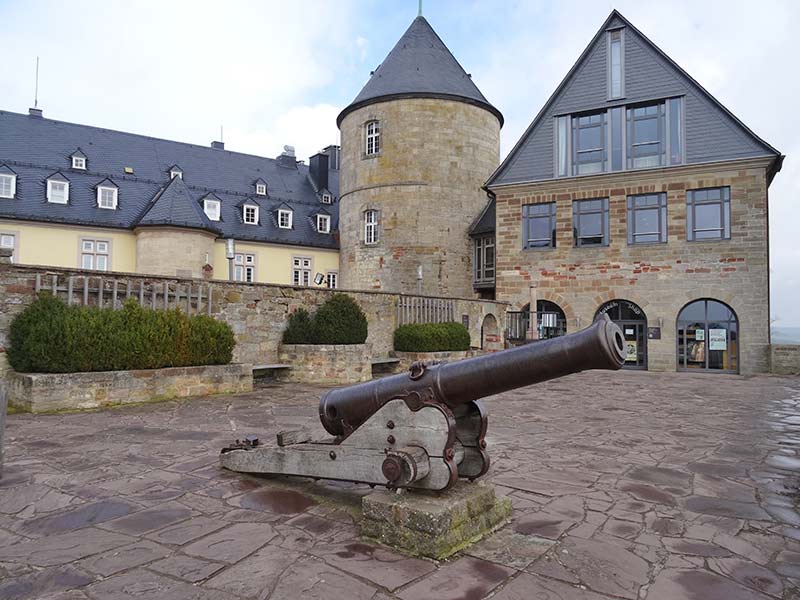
[1,371,799,599]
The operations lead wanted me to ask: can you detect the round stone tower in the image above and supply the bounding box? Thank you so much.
[337,16,502,297]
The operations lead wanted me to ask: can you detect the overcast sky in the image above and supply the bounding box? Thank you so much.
[1,0,797,326]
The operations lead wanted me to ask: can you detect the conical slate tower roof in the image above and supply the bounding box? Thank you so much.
[337,16,502,126]
[136,175,218,233]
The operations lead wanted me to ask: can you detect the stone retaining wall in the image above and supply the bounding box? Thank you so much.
[278,344,371,385]
[771,345,800,375]
[6,364,252,413]
[392,350,486,371]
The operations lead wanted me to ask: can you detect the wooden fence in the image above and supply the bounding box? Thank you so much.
[396,295,455,326]
[34,273,213,315]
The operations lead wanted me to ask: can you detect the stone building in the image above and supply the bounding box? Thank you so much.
[337,16,502,297]
[483,11,783,374]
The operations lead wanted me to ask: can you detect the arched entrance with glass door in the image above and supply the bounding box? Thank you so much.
[676,299,739,373]
[518,301,567,342]
[595,299,648,369]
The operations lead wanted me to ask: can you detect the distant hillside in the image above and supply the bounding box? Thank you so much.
[772,326,800,344]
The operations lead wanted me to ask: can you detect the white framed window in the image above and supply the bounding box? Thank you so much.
[80,238,110,271]
[72,156,86,170]
[316,214,330,233]
[364,209,379,244]
[0,233,16,262]
[326,271,338,289]
[321,193,332,204]
[365,120,380,155]
[97,186,118,210]
[255,183,267,196]
[292,256,312,286]
[233,253,256,283]
[243,205,259,224]
[170,168,183,180]
[278,209,293,229]
[47,179,69,204]
[0,174,16,199]
[204,199,221,221]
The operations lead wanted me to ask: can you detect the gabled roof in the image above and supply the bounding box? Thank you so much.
[314,206,331,216]
[254,177,267,186]
[469,198,495,236]
[47,171,70,182]
[275,201,293,212]
[71,148,87,159]
[337,16,502,127]
[0,164,17,176]
[94,177,117,189]
[136,175,217,233]
[485,9,783,188]
[235,196,262,208]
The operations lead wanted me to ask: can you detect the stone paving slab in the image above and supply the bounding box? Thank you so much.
[0,371,798,599]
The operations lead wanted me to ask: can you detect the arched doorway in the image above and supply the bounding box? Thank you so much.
[481,314,502,351]
[596,299,648,369]
[517,301,567,341]
[677,299,739,373]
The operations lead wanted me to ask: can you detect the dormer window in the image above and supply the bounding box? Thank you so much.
[169,167,183,180]
[243,205,259,224]
[72,156,86,170]
[321,192,332,204]
[0,172,16,199]
[97,186,118,210]
[47,178,69,204]
[278,209,293,229]
[365,120,380,156]
[316,214,331,234]
[255,181,267,196]
[204,198,221,221]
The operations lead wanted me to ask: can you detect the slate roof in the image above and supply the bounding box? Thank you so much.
[137,175,219,233]
[337,16,502,126]
[0,110,340,250]
[469,198,495,236]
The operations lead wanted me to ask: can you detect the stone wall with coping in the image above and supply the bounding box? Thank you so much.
[490,158,773,374]
[392,350,487,372]
[278,344,371,385]
[6,363,252,413]
[0,262,508,378]
[771,345,800,375]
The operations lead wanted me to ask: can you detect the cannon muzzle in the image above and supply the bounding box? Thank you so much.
[319,314,625,437]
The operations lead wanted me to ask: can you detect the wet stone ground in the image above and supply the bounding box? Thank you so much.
[0,370,799,599]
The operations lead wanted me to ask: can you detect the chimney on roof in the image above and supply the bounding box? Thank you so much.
[322,145,341,170]
[276,145,298,169]
[211,141,224,150]
[309,152,329,191]
[28,107,43,118]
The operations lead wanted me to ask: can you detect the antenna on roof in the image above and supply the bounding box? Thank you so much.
[418,0,422,16]
[34,56,40,109]
[220,125,224,143]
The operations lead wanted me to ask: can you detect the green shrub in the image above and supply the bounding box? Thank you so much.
[394,322,471,352]
[7,295,234,373]
[281,294,368,345]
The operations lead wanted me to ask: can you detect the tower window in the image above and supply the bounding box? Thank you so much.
[365,120,380,156]
[47,179,69,204]
[97,186,118,210]
[278,209,293,229]
[204,199,221,221]
[0,174,16,199]
[364,209,379,244]
[316,214,330,233]
[243,205,259,224]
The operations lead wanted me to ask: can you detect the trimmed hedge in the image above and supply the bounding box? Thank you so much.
[7,294,234,373]
[281,294,368,345]
[394,322,471,352]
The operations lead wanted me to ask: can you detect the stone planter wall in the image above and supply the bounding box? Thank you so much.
[7,364,252,413]
[771,345,800,375]
[279,344,371,385]
[393,350,486,371]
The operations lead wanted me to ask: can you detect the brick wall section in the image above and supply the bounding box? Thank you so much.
[491,158,772,374]
[6,364,252,413]
[771,345,800,375]
[278,344,371,385]
[338,98,501,297]
[0,263,507,378]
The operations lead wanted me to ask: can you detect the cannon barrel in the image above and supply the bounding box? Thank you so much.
[319,314,626,437]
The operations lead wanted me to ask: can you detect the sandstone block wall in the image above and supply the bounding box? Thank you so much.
[491,158,772,374]
[0,264,507,378]
[278,344,371,385]
[771,345,800,375]
[135,227,216,279]
[392,350,486,371]
[7,364,252,413]
[338,98,501,297]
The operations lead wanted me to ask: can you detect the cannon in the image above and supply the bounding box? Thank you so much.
[220,314,626,491]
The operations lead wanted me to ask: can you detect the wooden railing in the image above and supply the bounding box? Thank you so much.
[397,295,455,326]
[34,273,214,315]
